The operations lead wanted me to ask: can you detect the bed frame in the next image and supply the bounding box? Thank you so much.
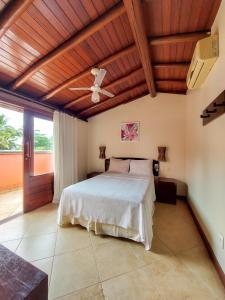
[105,157,159,176]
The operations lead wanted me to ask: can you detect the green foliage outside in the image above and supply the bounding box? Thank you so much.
[0,113,53,151]
[34,130,53,151]
[0,114,22,150]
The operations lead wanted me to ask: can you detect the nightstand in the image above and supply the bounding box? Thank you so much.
[155,177,177,205]
[87,172,102,179]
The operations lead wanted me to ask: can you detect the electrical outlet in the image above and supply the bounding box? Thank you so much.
[218,233,224,250]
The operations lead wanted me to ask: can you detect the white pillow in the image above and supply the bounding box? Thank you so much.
[108,158,130,174]
[129,159,152,176]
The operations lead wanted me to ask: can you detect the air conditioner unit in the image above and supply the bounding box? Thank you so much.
[186,35,219,89]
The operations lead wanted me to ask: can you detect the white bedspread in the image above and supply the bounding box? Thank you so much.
[57,172,156,250]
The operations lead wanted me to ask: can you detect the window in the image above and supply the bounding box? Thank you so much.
[33,117,53,175]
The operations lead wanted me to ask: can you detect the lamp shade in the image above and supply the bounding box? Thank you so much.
[158,146,167,161]
[99,145,106,159]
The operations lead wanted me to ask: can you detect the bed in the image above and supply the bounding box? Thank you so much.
[57,158,156,250]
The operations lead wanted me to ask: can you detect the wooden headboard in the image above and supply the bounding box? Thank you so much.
[105,157,159,176]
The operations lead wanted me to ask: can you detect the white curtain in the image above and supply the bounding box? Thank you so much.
[53,111,78,203]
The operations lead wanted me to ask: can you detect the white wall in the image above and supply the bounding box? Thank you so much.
[87,93,186,193]
[185,1,225,273]
[77,119,88,181]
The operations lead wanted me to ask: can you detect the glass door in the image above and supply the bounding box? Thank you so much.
[0,105,23,221]
[23,110,54,212]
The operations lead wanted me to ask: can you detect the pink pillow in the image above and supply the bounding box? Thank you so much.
[129,159,152,176]
[108,158,130,174]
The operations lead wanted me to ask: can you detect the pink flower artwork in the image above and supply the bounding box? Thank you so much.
[121,122,139,141]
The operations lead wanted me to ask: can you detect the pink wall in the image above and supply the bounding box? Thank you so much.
[0,152,53,192]
[0,153,23,191]
[34,153,53,175]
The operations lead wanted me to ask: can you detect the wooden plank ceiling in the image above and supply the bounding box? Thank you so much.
[0,0,221,119]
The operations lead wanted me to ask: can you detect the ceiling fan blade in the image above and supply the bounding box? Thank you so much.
[94,69,106,86]
[99,89,114,98]
[69,87,91,91]
[91,91,100,103]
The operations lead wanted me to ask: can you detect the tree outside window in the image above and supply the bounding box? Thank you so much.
[0,113,53,151]
[34,129,53,151]
[0,114,22,150]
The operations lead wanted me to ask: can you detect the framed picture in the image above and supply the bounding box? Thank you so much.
[121,122,140,142]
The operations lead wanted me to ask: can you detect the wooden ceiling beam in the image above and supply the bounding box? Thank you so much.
[9,2,126,90]
[157,91,187,95]
[78,81,147,116]
[41,32,206,102]
[0,0,32,39]
[156,79,187,94]
[124,0,156,97]
[150,31,209,46]
[42,44,136,101]
[153,63,189,68]
[65,67,143,109]
[156,79,187,83]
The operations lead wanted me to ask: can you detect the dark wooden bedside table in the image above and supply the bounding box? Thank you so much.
[87,172,102,179]
[155,177,177,205]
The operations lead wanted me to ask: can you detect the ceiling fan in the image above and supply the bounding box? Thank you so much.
[69,68,114,103]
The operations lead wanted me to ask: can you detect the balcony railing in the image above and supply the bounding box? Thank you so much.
[0,151,53,192]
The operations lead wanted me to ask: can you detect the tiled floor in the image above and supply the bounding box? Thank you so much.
[0,188,23,221]
[0,200,225,299]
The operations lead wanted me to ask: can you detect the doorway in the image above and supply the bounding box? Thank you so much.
[0,104,54,221]
[0,105,23,221]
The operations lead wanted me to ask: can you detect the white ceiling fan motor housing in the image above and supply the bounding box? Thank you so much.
[90,85,101,92]
[91,68,100,77]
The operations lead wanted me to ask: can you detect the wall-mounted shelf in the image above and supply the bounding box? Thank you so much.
[201,90,225,126]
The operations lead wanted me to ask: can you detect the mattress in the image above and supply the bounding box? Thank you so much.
[57,172,156,250]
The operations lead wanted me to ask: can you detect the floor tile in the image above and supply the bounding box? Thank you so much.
[146,262,218,300]
[102,256,216,300]
[154,201,193,226]
[25,208,57,225]
[0,224,25,243]
[49,248,99,299]
[94,238,144,281]
[55,284,104,300]
[16,232,56,262]
[129,234,173,266]
[154,211,204,254]
[0,218,25,230]
[89,231,114,248]
[55,226,91,255]
[177,245,225,299]
[23,218,58,237]
[1,238,21,252]
[102,266,160,300]
[31,257,53,286]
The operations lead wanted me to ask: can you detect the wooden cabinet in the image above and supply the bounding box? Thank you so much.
[155,177,177,205]
[0,245,48,300]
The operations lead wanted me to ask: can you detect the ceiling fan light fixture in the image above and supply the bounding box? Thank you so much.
[92,91,100,103]
[69,68,114,104]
